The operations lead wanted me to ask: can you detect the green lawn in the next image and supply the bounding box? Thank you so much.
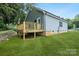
[0,31,79,56]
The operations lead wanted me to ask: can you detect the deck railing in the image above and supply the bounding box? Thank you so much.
[17,21,43,32]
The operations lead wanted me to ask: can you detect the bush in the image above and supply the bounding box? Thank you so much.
[0,16,9,31]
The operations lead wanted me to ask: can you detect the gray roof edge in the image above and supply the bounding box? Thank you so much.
[33,6,67,22]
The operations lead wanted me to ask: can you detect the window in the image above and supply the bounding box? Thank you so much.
[59,22,63,27]
[38,19,40,24]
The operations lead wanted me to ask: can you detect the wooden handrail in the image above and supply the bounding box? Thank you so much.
[17,21,43,32]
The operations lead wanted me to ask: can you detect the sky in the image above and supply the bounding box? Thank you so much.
[36,3,79,19]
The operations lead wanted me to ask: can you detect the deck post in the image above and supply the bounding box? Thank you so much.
[34,23,36,38]
[23,21,26,40]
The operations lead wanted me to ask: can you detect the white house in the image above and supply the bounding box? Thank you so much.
[17,7,68,36]
[26,7,68,36]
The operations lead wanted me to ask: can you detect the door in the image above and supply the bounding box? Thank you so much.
[37,17,41,24]
[36,17,41,30]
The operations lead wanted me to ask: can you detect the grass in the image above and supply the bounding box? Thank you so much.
[0,31,79,56]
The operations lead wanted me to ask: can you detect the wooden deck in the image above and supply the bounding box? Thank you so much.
[17,21,43,35]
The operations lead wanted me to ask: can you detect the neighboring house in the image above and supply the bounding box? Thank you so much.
[17,7,68,36]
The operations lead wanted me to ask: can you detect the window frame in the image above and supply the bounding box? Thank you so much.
[59,21,63,27]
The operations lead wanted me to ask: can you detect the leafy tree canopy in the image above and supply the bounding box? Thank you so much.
[0,3,21,24]
[74,14,79,21]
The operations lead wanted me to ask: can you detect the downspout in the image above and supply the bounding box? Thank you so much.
[58,20,60,33]
[43,11,46,35]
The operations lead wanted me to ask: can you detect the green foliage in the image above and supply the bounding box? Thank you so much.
[74,14,79,21]
[0,3,21,24]
[0,16,7,30]
[0,3,36,31]
[0,3,36,24]
[14,3,35,24]
[0,4,22,31]
[66,14,79,29]
[65,19,73,29]
[72,14,79,28]
[22,3,35,20]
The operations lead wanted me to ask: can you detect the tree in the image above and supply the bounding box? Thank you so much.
[0,3,36,25]
[73,14,79,28]
[15,3,36,24]
[21,3,35,20]
[74,14,79,21]
[0,3,21,24]
[65,18,73,29]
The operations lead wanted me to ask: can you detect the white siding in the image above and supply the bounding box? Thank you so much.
[45,15,59,32]
[44,15,68,33]
[59,22,68,32]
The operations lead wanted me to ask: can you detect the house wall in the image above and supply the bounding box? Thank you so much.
[26,8,68,36]
[59,21,68,32]
[44,14,68,35]
[27,9,45,30]
[27,9,44,24]
[44,15,59,32]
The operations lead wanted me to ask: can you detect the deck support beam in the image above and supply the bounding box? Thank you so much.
[34,23,36,38]
[23,21,26,40]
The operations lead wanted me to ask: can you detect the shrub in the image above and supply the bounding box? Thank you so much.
[0,16,9,31]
